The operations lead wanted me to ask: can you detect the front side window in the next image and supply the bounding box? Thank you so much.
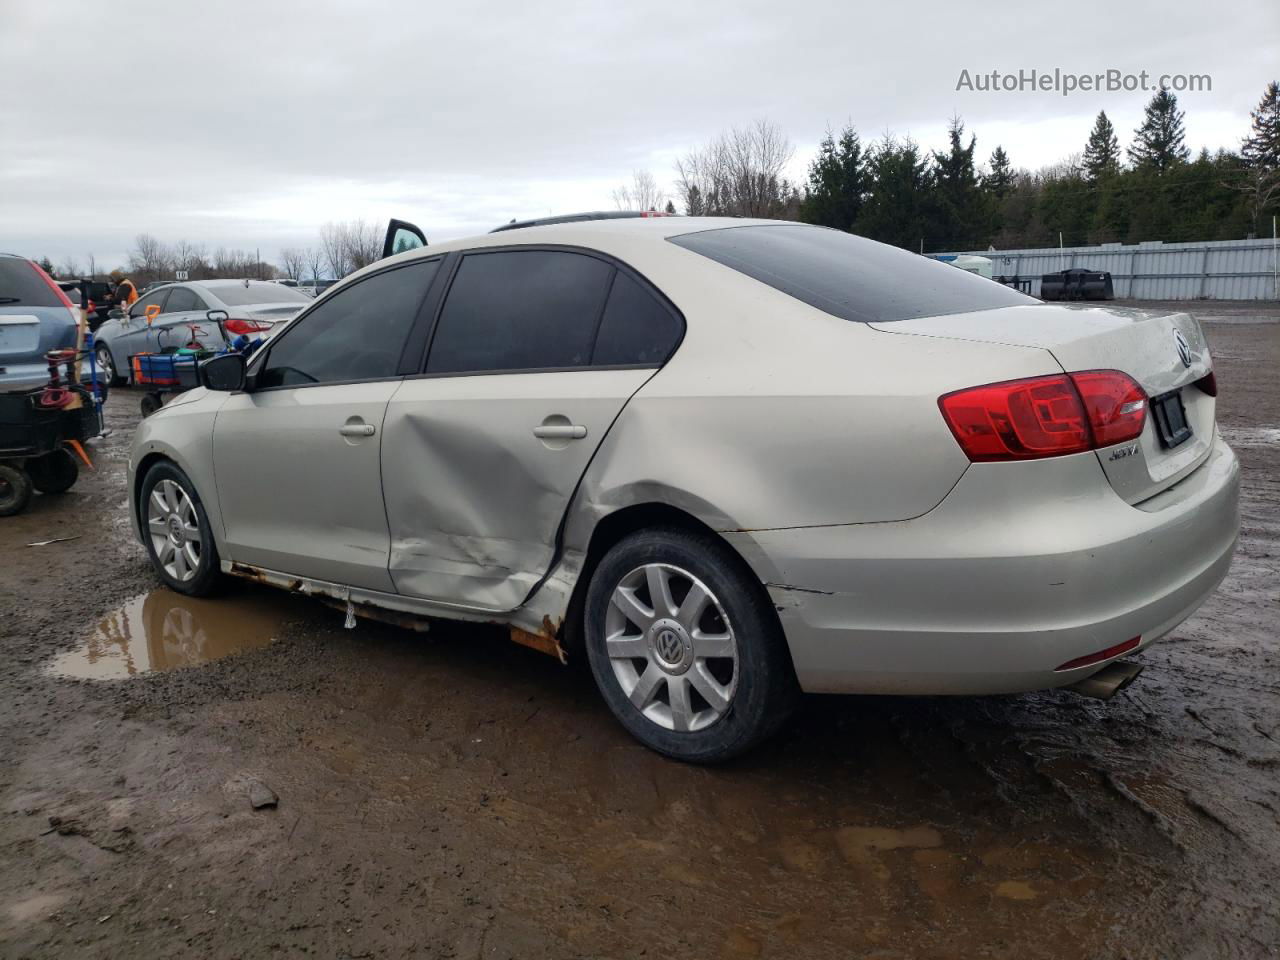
[129,289,168,318]
[257,259,439,388]
[426,250,613,374]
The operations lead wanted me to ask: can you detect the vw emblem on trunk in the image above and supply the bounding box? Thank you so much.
[1173,329,1193,368]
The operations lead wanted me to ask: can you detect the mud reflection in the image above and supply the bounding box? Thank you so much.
[46,586,297,680]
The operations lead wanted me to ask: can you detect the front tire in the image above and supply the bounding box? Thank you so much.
[139,461,223,596]
[584,527,798,763]
[96,343,126,387]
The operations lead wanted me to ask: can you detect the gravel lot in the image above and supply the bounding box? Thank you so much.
[1,303,1277,959]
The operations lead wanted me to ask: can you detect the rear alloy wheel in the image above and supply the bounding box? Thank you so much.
[585,527,797,763]
[141,462,222,596]
[604,563,738,733]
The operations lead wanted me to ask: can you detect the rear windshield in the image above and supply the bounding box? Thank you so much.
[668,224,1033,323]
[0,258,64,308]
[209,283,311,306]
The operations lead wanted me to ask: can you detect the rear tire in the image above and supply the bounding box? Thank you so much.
[139,461,223,596]
[0,465,34,517]
[140,393,162,417]
[584,526,798,763]
[27,449,79,494]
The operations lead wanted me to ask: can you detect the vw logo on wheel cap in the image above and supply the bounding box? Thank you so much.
[1173,329,1193,368]
[657,630,682,662]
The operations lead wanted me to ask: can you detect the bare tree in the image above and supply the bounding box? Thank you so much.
[304,247,325,283]
[319,222,349,279]
[58,257,82,279]
[87,253,96,280]
[172,240,210,279]
[611,170,667,211]
[128,233,171,283]
[279,247,307,281]
[675,120,796,218]
[344,219,382,272]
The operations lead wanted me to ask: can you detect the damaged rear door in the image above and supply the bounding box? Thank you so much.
[381,247,683,611]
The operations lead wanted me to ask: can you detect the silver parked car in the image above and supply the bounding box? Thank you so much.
[0,253,80,391]
[94,279,311,386]
[128,217,1240,762]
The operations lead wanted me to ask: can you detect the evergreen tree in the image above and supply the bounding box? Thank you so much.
[1242,80,1280,169]
[1128,88,1190,174]
[37,256,55,275]
[799,125,865,230]
[684,184,704,216]
[1237,80,1280,232]
[664,199,676,215]
[927,117,983,248]
[854,135,928,250]
[1082,111,1121,181]
[983,146,1014,199]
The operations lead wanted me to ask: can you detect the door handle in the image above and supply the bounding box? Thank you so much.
[533,423,587,440]
[339,421,376,438]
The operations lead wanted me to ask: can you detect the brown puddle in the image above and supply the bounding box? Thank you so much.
[46,586,300,680]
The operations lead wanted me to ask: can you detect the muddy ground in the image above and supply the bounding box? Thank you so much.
[1,304,1278,959]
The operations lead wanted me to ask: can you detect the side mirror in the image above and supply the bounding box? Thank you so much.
[108,308,124,319]
[201,353,246,392]
[205,308,229,324]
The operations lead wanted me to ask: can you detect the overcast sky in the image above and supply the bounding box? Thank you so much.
[2,0,1276,273]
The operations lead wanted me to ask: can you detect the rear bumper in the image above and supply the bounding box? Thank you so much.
[732,435,1240,695]
[0,362,56,392]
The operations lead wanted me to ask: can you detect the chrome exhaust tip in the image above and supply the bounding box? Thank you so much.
[1065,660,1144,700]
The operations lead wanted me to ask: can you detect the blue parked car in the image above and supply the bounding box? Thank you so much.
[0,253,80,392]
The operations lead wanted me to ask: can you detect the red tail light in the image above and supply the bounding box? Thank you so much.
[223,318,270,335]
[28,261,74,309]
[939,370,1148,462]
[1194,371,1217,397]
[939,375,1091,461]
[1069,371,1147,447]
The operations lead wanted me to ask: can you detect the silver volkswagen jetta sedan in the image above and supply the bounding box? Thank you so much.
[128,216,1240,762]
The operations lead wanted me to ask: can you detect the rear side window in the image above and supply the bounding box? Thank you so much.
[427,250,613,374]
[257,260,438,388]
[593,271,682,366]
[0,258,63,308]
[668,224,1033,323]
[163,287,198,313]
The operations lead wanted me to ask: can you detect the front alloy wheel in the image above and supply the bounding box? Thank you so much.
[140,462,222,596]
[147,478,202,582]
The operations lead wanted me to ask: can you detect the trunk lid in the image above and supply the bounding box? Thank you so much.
[872,303,1215,504]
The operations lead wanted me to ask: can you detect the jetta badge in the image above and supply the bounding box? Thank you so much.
[1173,329,1193,368]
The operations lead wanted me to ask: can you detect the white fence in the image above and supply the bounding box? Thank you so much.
[935,237,1280,301]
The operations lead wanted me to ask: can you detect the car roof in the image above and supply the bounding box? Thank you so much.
[389,216,780,261]
[190,278,284,289]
